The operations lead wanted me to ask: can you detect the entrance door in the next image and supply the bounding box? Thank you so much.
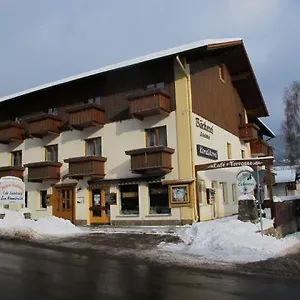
[90,188,110,224]
[52,187,75,223]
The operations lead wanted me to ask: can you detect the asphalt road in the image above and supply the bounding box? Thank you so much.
[0,240,298,300]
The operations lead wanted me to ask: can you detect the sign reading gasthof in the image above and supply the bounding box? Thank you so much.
[0,176,25,205]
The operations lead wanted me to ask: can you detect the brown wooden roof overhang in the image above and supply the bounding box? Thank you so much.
[206,41,269,118]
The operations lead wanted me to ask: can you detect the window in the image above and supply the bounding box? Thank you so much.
[241,150,245,159]
[197,179,206,205]
[146,82,165,90]
[227,143,232,159]
[87,96,101,105]
[146,126,167,147]
[232,184,237,202]
[45,145,58,162]
[120,184,139,215]
[86,137,102,156]
[25,191,28,208]
[11,150,22,167]
[218,65,225,82]
[220,182,228,203]
[48,107,58,115]
[149,183,170,214]
[40,190,47,209]
[207,181,217,205]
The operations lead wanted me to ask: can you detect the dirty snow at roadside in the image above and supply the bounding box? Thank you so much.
[0,209,82,239]
[158,216,300,263]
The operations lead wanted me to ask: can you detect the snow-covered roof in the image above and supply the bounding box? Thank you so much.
[275,169,296,183]
[0,38,241,103]
[257,118,276,138]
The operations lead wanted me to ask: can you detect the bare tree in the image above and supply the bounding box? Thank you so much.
[282,81,300,165]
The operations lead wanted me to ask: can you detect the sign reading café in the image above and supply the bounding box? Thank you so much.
[0,176,25,205]
[195,157,274,171]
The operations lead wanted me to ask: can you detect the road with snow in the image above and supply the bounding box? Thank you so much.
[0,240,298,300]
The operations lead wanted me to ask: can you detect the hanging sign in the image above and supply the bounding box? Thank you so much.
[236,170,256,194]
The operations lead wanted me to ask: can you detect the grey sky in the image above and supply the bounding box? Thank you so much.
[1,0,299,133]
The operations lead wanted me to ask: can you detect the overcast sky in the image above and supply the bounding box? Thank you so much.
[0,0,299,133]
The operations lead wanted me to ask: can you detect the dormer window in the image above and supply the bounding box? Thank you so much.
[87,96,101,105]
[48,107,58,115]
[146,82,165,90]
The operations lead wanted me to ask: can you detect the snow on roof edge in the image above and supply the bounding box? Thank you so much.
[257,118,276,138]
[0,38,242,103]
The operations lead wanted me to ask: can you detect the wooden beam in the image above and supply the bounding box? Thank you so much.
[231,72,251,82]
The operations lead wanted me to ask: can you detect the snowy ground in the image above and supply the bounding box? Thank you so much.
[1,209,300,265]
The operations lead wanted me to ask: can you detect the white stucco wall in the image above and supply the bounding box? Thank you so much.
[192,113,249,220]
[3,112,180,221]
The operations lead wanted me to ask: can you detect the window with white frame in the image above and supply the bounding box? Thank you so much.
[232,183,237,202]
[220,182,228,203]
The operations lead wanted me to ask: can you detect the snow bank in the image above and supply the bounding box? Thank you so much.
[0,210,82,240]
[273,195,300,202]
[158,216,300,263]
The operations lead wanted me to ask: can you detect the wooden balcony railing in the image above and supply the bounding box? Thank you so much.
[238,123,259,142]
[125,146,175,175]
[0,166,25,179]
[66,103,105,129]
[26,113,62,138]
[24,161,62,182]
[250,139,272,157]
[64,156,107,179]
[0,122,25,144]
[127,89,171,119]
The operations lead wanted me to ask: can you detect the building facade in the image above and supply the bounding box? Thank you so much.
[0,38,274,225]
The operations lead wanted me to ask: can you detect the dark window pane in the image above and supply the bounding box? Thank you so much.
[158,127,167,146]
[149,183,170,214]
[147,129,156,147]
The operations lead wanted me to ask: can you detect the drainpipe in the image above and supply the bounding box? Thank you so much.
[175,56,199,222]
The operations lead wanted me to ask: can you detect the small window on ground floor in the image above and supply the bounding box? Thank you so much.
[149,183,170,214]
[232,184,237,202]
[220,182,228,203]
[25,191,28,208]
[197,179,206,205]
[40,190,47,209]
[120,185,139,215]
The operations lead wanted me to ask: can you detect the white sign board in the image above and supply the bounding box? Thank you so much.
[236,170,256,194]
[0,176,25,205]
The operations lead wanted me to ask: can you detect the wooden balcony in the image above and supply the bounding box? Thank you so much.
[127,89,171,119]
[26,113,62,138]
[24,161,62,182]
[0,166,25,179]
[64,156,107,179]
[0,122,25,144]
[238,123,259,142]
[250,139,271,157]
[66,103,105,130]
[125,146,175,175]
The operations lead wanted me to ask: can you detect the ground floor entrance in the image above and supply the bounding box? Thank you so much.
[89,188,110,224]
[52,186,75,223]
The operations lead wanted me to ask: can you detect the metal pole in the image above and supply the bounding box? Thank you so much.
[257,167,263,235]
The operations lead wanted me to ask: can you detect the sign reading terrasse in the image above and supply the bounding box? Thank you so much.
[195,157,274,171]
[0,176,25,205]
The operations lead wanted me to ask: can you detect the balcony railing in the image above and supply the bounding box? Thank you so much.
[127,89,171,119]
[238,123,259,142]
[26,113,62,138]
[0,122,25,144]
[66,103,105,129]
[125,146,175,175]
[64,156,107,179]
[250,139,272,157]
[0,166,25,179]
[24,161,62,182]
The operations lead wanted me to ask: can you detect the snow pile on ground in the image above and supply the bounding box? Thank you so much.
[0,209,82,239]
[158,216,300,263]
